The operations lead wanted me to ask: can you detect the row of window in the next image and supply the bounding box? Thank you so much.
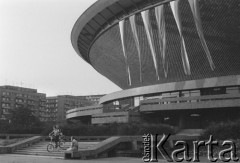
[137,86,240,106]
[1,103,46,109]
[109,86,240,107]
[47,104,58,107]
[1,97,45,104]
[1,103,10,107]
[39,118,56,122]
[47,99,58,103]
[1,91,44,99]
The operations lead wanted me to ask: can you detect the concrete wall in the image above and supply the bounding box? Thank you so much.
[140,94,240,111]
[91,111,140,124]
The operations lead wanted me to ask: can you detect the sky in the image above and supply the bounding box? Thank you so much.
[0,0,121,96]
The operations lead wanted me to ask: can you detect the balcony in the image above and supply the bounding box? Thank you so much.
[15,100,25,104]
[27,101,35,106]
[2,94,10,97]
[140,94,240,112]
[1,105,11,109]
[3,111,11,115]
[66,105,103,119]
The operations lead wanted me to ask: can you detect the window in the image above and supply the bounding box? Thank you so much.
[181,91,190,97]
[144,94,161,100]
[17,93,23,97]
[226,87,239,94]
[2,92,9,96]
[3,108,9,114]
[113,101,119,105]
[190,90,200,102]
[2,97,10,102]
[134,96,143,107]
[190,90,200,97]
[201,87,226,96]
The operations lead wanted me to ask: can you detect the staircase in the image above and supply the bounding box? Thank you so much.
[13,141,99,157]
[67,136,143,159]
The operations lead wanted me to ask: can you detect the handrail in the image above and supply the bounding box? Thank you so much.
[43,135,111,142]
[66,105,103,114]
[141,93,240,105]
[0,136,43,154]
[0,134,39,139]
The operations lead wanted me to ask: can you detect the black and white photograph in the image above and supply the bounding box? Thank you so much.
[0,0,240,162]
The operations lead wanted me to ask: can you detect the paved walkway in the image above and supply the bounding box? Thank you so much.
[0,154,144,163]
[0,154,231,163]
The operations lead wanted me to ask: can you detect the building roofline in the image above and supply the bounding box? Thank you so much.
[71,0,174,64]
[71,0,118,63]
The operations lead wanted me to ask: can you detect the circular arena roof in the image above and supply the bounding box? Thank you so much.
[72,0,240,89]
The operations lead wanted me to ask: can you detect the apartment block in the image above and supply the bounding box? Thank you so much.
[0,85,47,122]
[46,95,97,123]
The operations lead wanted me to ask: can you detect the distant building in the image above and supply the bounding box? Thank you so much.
[78,95,105,105]
[0,85,47,122]
[66,104,140,125]
[46,95,101,123]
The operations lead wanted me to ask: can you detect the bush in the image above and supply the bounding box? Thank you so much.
[6,124,44,134]
[59,123,176,136]
[136,123,176,135]
[40,122,56,135]
[201,119,240,140]
[0,120,176,136]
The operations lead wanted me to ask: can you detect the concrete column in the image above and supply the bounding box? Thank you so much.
[179,113,186,129]
[131,140,138,150]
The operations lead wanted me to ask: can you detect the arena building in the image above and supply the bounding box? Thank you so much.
[68,0,240,129]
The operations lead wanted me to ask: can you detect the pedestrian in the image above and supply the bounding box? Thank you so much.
[66,136,78,152]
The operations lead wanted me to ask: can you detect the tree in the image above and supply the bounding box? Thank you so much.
[8,107,42,133]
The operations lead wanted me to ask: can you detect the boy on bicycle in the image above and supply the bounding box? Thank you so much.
[49,125,62,148]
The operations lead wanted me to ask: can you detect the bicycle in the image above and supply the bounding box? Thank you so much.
[47,135,65,152]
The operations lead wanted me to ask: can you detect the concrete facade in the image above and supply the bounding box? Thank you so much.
[66,104,140,124]
[70,0,240,128]
[91,111,140,124]
[0,85,47,122]
[46,95,96,123]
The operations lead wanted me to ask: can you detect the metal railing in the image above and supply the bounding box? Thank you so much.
[141,93,240,105]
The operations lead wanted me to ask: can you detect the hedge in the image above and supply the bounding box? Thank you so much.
[201,119,240,140]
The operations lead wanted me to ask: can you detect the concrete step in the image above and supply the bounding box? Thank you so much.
[13,141,100,157]
[14,152,65,157]
[16,150,65,153]
[16,149,67,153]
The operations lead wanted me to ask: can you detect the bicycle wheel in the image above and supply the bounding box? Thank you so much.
[47,144,54,152]
[59,139,65,149]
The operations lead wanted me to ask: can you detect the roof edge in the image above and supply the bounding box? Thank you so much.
[71,0,119,63]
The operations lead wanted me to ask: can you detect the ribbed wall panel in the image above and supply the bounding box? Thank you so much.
[89,0,240,89]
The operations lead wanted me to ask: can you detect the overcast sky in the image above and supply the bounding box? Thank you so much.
[0,0,121,96]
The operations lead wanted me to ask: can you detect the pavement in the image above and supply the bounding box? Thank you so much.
[0,154,144,163]
[0,154,233,163]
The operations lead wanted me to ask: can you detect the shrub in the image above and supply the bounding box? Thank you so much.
[137,123,176,135]
[0,120,176,136]
[59,122,176,136]
[201,119,240,140]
